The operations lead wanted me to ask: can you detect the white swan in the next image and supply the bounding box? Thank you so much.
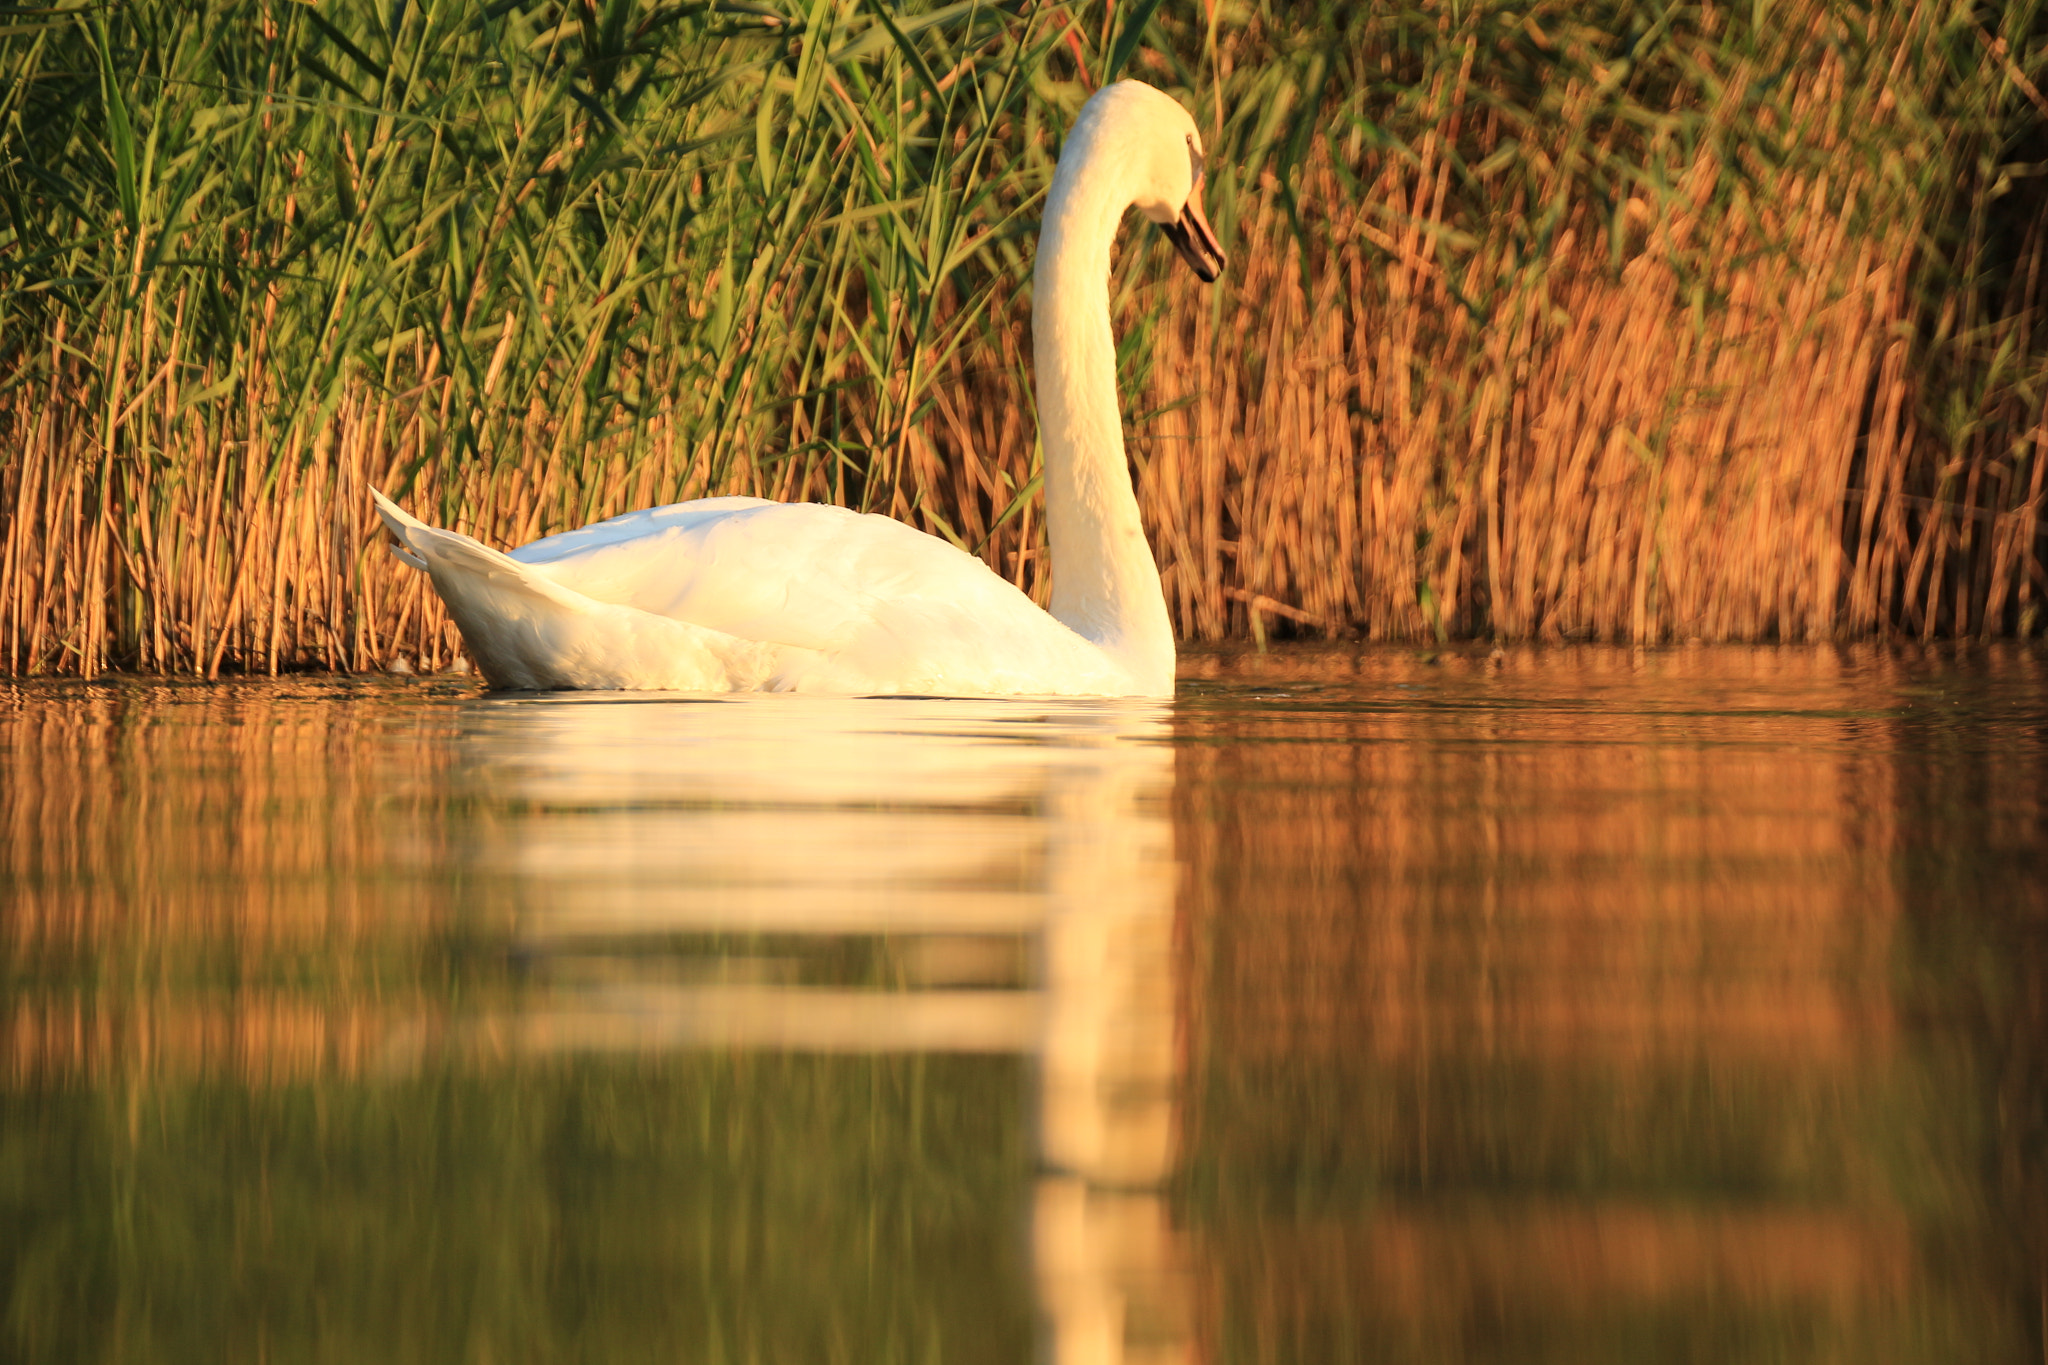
[371,80,1224,697]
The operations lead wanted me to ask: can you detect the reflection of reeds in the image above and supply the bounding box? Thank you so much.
[2,1058,1034,1364]
[4,3,2048,674]
[0,680,463,1081]
[1174,646,2045,1358]
[1198,1204,1915,1316]
[1180,647,1904,1072]
[1177,649,1914,1187]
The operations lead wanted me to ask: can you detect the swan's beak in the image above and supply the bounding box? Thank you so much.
[1159,189,1226,283]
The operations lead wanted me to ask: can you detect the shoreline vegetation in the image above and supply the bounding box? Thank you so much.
[3,0,2047,677]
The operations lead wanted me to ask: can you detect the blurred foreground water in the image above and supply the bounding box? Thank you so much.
[4,645,2046,1363]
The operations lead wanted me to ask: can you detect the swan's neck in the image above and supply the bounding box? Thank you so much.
[1033,153,1175,695]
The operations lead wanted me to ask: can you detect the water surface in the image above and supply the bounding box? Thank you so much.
[4,645,2045,1363]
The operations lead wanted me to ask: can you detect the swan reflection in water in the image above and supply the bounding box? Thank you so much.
[447,692,1189,1365]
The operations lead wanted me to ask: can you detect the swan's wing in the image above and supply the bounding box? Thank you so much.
[511,497,780,562]
[369,489,782,691]
[511,500,1126,693]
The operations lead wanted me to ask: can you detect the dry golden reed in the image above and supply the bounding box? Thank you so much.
[3,0,2045,675]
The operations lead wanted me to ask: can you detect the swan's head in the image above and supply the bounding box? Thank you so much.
[1062,80,1227,283]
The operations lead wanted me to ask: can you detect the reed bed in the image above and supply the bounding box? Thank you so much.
[3,0,2046,675]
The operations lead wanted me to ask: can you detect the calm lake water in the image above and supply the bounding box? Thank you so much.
[4,645,2046,1363]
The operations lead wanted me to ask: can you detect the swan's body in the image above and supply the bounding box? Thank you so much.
[373,80,1224,696]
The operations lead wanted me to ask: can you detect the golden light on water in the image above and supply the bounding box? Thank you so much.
[3,646,2046,1362]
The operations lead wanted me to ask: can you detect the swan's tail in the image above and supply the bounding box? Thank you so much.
[370,488,536,583]
[370,489,432,571]
[369,489,776,691]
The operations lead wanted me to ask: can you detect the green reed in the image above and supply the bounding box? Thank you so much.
[2,0,2046,673]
